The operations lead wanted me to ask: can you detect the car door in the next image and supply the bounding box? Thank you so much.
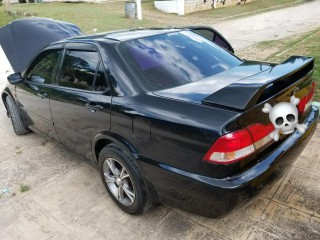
[186,26,234,53]
[15,48,62,141]
[49,43,111,160]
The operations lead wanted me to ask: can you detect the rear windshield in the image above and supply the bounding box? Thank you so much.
[118,30,242,91]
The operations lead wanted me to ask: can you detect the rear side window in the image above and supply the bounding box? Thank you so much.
[27,50,61,84]
[59,50,107,91]
[119,31,242,91]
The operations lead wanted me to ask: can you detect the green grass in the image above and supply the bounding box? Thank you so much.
[1,2,153,33]
[20,183,31,192]
[0,6,19,27]
[238,29,320,101]
[0,0,310,33]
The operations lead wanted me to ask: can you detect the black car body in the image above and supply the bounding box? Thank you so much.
[1,19,318,217]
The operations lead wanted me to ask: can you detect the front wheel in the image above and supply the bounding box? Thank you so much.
[6,96,29,135]
[99,144,146,215]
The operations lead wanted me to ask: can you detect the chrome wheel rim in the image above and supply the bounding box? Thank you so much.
[103,158,135,206]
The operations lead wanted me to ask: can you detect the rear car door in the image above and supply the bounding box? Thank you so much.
[15,48,61,140]
[49,43,111,160]
[187,26,234,53]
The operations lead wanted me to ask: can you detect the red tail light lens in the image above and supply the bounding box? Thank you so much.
[298,81,316,113]
[203,123,274,165]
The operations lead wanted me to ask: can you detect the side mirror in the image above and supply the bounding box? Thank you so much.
[7,73,23,84]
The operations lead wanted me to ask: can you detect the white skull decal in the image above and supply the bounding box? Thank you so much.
[262,96,307,141]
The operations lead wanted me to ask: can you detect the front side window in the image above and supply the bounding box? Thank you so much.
[27,50,61,84]
[119,31,242,91]
[59,50,100,90]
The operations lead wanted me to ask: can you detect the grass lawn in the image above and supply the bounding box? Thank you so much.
[238,28,320,101]
[0,0,309,33]
[0,6,19,27]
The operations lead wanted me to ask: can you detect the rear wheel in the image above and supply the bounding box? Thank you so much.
[99,144,146,215]
[6,96,29,135]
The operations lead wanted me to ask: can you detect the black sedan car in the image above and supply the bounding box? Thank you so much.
[1,18,318,217]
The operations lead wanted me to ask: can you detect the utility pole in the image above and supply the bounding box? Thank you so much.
[136,0,142,20]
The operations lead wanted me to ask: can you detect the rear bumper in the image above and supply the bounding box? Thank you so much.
[140,106,319,217]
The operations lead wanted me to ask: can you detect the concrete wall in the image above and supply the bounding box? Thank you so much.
[185,0,213,14]
[155,0,255,15]
[185,0,255,14]
[154,1,178,14]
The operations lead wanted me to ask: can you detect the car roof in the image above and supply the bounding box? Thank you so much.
[66,28,181,43]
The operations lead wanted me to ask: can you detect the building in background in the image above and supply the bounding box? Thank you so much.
[155,0,252,15]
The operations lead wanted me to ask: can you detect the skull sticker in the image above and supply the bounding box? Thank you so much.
[262,96,307,141]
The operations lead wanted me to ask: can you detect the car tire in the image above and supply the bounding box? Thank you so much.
[99,144,146,215]
[6,96,30,135]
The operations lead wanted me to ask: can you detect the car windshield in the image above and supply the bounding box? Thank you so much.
[118,30,242,91]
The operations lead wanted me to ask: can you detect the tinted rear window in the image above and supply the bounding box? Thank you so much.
[119,31,242,91]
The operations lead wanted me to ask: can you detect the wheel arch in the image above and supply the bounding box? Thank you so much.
[92,132,159,204]
[1,88,14,116]
[92,132,139,165]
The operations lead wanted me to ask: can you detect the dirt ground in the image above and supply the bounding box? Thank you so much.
[1,2,320,240]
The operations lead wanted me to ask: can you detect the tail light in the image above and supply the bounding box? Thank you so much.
[203,123,274,164]
[298,81,316,113]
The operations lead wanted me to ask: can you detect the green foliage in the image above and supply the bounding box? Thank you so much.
[20,183,31,193]
[0,7,20,26]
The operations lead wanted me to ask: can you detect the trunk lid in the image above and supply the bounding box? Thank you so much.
[154,56,314,115]
[198,56,315,172]
[153,61,273,104]
[239,56,315,130]
[202,56,314,111]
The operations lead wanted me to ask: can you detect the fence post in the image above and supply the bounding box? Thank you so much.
[136,0,142,20]
[177,0,184,16]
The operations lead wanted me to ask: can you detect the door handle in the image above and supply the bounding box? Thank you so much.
[37,92,48,99]
[85,103,104,112]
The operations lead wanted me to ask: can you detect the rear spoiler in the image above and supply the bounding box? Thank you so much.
[202,56,314,111]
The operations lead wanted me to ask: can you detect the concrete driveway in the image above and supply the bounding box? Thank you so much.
[1,91,320,240]
[1,2,320,239]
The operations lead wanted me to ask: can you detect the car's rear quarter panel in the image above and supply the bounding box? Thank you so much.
[110,94,242,178]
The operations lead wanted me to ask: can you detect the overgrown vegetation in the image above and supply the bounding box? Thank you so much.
[238,29,320,101]
[0,6,19,26]
[20,183,31,192]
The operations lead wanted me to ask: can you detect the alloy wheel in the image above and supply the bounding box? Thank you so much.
[103,157,136,206]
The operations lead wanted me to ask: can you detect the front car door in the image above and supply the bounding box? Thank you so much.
[15,48,62,141]
[49,43,112,160]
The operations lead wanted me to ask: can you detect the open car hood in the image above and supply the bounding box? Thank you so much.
[0,17,83,73]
